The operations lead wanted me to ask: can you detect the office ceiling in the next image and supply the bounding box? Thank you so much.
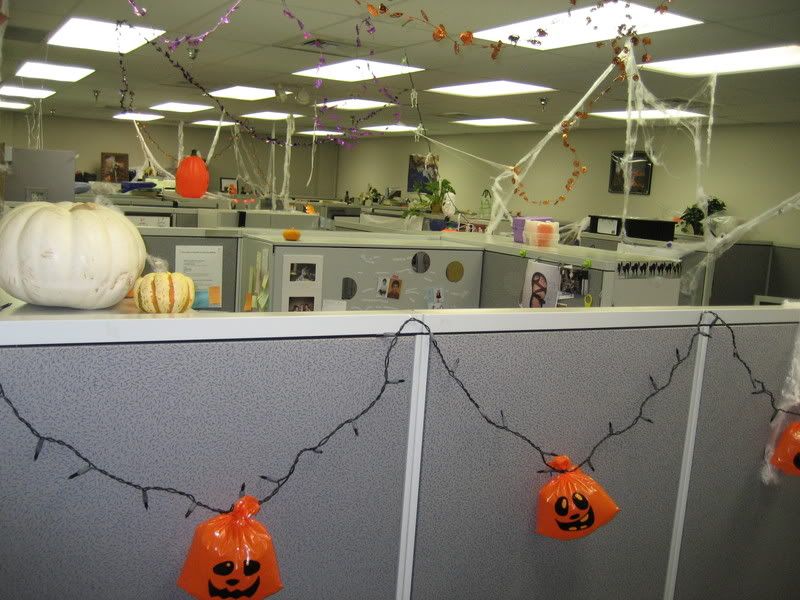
[2,0,799,135]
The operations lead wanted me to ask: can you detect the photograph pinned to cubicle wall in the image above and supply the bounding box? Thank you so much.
[426,287,445,309]
[559,266,589,300]
[288,297,315,312]
[376,276,389,298]
[608,151,653,195]
[520,260,561,309]
[387,275,403,300]
[290,263,317,282]
[407,153,439,192]
[100,152,129,182]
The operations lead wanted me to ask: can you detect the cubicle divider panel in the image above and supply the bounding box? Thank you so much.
[411,326,696,600]
[709,243,772,305]
[272,246,482,311]
[480,251,605,309]
[674,322,800,600]
[767,245,800,300]
[142,235,239,312]
[0,335,414,600]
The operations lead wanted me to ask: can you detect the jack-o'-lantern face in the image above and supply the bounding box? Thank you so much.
[770,422,800,476]
[208,559,261,599]
[178,496,283,600]
[536,455,620,541]
[553,492,594,533]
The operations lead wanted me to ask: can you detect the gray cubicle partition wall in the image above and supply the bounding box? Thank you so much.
[674,322,800,600]
[709,242,772,305]
[0,335,414,600]
[480,250,606,308]
[767,245,800,300]
[142,234,239,312]
[411,326,696,600]
[271,245,483,310]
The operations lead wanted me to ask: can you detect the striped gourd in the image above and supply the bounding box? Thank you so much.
[133,272,195,313]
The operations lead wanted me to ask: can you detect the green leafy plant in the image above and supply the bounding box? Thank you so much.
[403,179,456,217]
[680,197,727,235]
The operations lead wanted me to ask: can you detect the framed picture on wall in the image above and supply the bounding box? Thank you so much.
[407,153,439,192]
[608,151,653,195]
[220,177,238,193]
[100,152,129,182]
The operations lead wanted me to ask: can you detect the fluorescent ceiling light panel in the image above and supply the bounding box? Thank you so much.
[298,130,344,136]
[209,86,276,101]
[591,108,706,120]
[0,100,32,110]
[48,17,164,54]
[474,3,701,50]
[317,99,394,110]
[361,124,418,133]
[0,85,55,99]
[643,45,800,76]
[192,120,236,127]
[16,61,94,82]
[150,102,212,113]
[294,59,423,82]
[113,112,164,121]
[243,111,303,120]
[454,117,535,126]
[428,80,554,97]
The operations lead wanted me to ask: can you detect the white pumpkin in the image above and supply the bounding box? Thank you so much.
[0,201,147,309]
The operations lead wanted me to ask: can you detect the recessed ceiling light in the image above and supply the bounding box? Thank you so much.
[643,45,800,76]
[298,130,345,136]
[427,80,554,97]
[474,2,701,51]
[294,59,423,82]
[113,112,164,122]
[361,124,418,133]
[209,86,276,101]
[591,108,706,120]
[242,111,303,120]
[192,120,237,127]
[48,17,164,54]
[316,98,394,110]
[150,102,212,113]
[0,100,32,110]
[0,85,55,99]
[454,117,536,126]
[16,61,95,82]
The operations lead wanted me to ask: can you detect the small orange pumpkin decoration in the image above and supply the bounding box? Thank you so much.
[178,496,283,600]
[536,455,620,540]
[282,228,301,241]
[176,149,210,199]
[770,422,800,476]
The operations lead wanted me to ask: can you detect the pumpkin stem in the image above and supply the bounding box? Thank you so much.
[190,149,198,156]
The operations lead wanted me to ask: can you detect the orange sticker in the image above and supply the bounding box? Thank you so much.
[208,286,222,307]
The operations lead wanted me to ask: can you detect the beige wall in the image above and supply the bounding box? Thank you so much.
[0,112,339,198]
[336,123,800,245]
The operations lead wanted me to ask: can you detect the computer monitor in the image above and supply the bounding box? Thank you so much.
[3,147,76,202]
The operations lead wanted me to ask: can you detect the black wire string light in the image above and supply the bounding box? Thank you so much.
[1,311,797,515]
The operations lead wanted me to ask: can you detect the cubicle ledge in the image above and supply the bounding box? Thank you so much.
[0,304,797,347]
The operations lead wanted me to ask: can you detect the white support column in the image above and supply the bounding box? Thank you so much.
[395,321,430,600]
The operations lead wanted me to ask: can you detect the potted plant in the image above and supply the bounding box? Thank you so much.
[680,197,727,235]
[403,179,456,217]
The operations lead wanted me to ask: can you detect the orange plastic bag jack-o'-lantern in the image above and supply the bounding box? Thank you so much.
[536,455,620,540]
[178,496,282,600]
[770,422,800,476]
